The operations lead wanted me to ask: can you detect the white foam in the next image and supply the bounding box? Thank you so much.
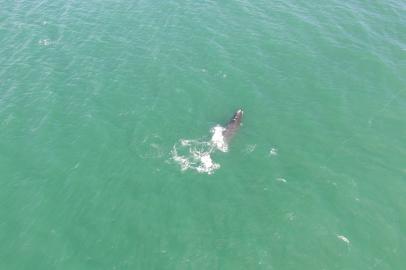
[276,177,287,183]
[269,147,278,156]
[171,124,230,174]
[210,125,228,152]
[171,141,220,175]
[337,234,350,244]
[195,152,220,174]
[180,139,192,146]
[171,148,191,171]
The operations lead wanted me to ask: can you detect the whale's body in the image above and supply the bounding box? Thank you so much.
[222,109,243,143]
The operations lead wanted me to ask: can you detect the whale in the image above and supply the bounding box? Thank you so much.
[222,109,243,143]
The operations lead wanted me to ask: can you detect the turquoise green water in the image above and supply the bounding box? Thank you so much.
[1,0,405,269]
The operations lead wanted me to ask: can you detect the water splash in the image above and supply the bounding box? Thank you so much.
[171,125,229,174]
[210,125,228,152]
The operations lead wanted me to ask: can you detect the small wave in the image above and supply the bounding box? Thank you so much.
[337,234,350,245]
[137,134,164,159]
[38,39,52,46]
[269,147,278,156]
[276,177,287,183]
[243,144,257,154]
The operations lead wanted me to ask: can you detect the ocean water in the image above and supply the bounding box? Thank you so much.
[1,0,405,269]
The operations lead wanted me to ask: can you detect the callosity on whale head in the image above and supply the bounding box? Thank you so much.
[231,109,243,125]
[222,108,243,143]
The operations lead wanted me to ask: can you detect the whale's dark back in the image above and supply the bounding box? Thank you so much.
[223,109,243,142]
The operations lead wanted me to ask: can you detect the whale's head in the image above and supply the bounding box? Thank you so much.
[222,108,244,144]
[231,108,243,125]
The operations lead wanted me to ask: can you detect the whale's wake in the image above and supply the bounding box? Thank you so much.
[171,125,229,175]
[171,109,243,174]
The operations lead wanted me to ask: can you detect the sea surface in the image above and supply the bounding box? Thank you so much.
[1,1,405,269]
